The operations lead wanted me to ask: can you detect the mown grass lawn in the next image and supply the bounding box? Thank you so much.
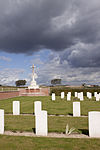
[0,135,100,150]
[0,96,100,115]
[0,96,100,150]
[5,115,88,133]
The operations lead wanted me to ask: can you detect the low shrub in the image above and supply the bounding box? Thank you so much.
[50,87,100,96]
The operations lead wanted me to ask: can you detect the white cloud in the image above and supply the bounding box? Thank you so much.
[30,57,44,65]
[0,68,25,85]
[0,56,12,62]
[34,51,100,85]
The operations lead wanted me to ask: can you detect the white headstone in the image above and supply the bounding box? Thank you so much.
[68,92,71,97]
[89,93,92,99]
[75,92,78,97]
[77,93,80,98]
[34,101,42,116]
[96,94,100,101]
[0,109,4,134]
[35,110,48,136]
[94,92,97,97]
[80,92,84,101]
[77,93,80,99]
[73,102,80,117]
[61,92,64,99]
[67,93,71,101]
[89,111,100,137]
[87,92,89,98]
[52,93,55,101]
[13,101,20,115]
[87,92,92,99]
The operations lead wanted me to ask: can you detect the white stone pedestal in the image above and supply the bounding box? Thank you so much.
[34,101,42,116]
[28,80,39,89]
[52,93,55,101]
[89,111,100,137]
[35,110,48,136]
[61,92,64,99]
[28,70,39,89]
[73,102,80,117]
[0,109,4,134]
[13,101,20,115]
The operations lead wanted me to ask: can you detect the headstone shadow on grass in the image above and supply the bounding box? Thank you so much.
[32,128,36,133]
[68,113,73,116]
[78,129,89,135]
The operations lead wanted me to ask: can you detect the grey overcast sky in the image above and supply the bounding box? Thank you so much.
[0,0,100,85]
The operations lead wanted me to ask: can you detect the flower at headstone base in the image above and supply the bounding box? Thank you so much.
[65,124,76,135]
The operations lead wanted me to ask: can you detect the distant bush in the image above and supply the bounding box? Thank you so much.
[51,79,61,85]
[15,80,27,87]
[50,87,100,96]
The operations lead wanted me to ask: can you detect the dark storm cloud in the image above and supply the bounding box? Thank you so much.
[0,0,100,68]
[68,49,100,68]
[0,0,73,53]
[63,43,100,68]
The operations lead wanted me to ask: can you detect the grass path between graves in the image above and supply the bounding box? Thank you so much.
[0,135,100,150]
[5,115,88,134]
[0,96,100,115]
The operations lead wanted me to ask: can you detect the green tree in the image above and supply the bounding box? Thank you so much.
[15,80,26,87]
[51,79,61,85]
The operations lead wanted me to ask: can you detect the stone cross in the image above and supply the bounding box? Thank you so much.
[32,64,36,75]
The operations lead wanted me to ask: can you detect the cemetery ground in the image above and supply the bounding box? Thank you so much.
[0,96,100,149]
[0,96,99,115]
[0,135,100,150]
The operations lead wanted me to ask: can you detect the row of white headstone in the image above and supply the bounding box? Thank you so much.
[52,92,83,101]
[94,92,100,101]
[0,101,20,135]
[75,92,84,101]
[0,101,48,136]
[1,101,100,137]
[52,92,100,101]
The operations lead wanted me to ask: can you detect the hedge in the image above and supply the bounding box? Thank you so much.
[50,87,100,96]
